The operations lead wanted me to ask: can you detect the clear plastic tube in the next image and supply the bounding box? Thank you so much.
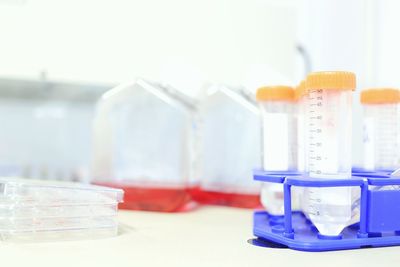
[362,102,400,171]
[303,72,358,236]
[256,86,297,215]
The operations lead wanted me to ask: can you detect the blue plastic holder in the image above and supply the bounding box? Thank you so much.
[252,169,400,251]
[352,167,394,177]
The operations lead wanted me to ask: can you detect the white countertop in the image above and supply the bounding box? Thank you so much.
[0,206,399,267]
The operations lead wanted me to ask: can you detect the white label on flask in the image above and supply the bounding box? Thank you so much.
[263,113,288,171]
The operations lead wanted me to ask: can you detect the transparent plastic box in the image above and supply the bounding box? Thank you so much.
[92,79,198,212]
[0,178,123,242]
[192,85,261,208]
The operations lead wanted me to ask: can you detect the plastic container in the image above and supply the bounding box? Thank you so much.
[191,85,261,208]
[360,88,400,172]
[303,71,358,237]
[0,178,123,242]
[256,86,297,215]
[92,79,198,212]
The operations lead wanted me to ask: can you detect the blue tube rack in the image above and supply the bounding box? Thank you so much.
[252,169,400,251]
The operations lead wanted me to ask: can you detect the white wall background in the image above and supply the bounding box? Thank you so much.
[0,0,296,96]
[374,0,400,87]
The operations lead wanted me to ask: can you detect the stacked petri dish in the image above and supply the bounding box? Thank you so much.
[0,178,123,242]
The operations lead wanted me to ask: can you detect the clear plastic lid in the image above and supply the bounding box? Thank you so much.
[0,178,124,206]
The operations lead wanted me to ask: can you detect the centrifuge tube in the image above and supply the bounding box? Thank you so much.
[304,71,358,236]
[361,88,400,172]
[256,86,297,215]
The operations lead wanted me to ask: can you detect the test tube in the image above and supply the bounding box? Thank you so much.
[256,86,296,215]
[361,88,400,172]
[304,71,358,236]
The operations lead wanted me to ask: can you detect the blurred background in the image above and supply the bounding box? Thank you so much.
[0,0,398,181]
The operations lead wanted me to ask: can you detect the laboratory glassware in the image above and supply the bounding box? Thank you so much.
[256,85,297,215]
[92,79,198,212]
[192,85,261,208]
[361,88,400,172]
[303,71,357,236]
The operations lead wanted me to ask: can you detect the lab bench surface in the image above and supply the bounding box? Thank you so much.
[0,206,399,267]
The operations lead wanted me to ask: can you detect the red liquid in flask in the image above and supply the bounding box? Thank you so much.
[95,182,193,212]
[190,187,261,209]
